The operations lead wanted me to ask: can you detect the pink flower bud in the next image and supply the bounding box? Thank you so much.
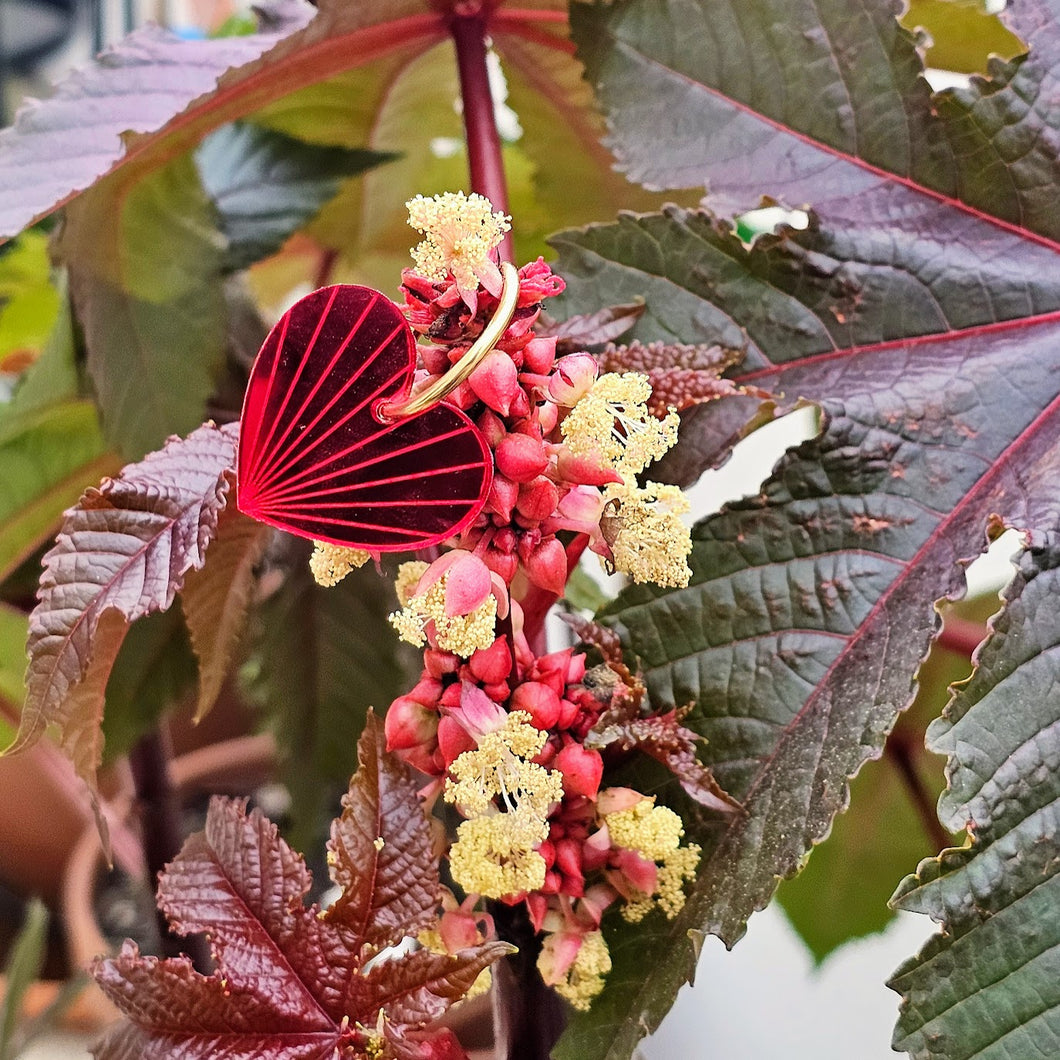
[565,652,587,685]
[487,474,518,522]
[526,537,568,596]
[556,837,583,878]
[582,828,611,872]
[408,676,443,707]
[438,909,482,953]
[482,548,518,583]
[439,683,463,708]
[555,743,603,799]
[596,787,646,815]
[443,553,492,616]
[469,350,520,415]
[538,839,556,868]
[482,681,510,702]
[557,697,579,730]
[537,401,559,434]
[522,335,558,374]
[454,681,508,737]
[548,353,599,405]
[508,388,531,419]
[510,680,562,730]
[385,696,439,752]
[424,650,460,679]
[469,636,513,684]
[496,433,549,483]
[580,884,616,926]
[516,476,560,523]
[554,447,623,487]
[537,930,582,984]
[476,409,507,448]
[615,850,657,895]
[419,344,450,374]
[526,893,549,933]
[437,715,476,766]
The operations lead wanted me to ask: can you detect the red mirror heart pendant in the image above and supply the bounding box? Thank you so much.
[237,285,493,551]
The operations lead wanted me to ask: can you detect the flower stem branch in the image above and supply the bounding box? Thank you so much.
[448,8,514,262]
[884,729,950,853]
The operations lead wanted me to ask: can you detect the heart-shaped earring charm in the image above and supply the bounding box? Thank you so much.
[236,275,512,552]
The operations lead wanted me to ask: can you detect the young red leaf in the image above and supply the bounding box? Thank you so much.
[588,705,740,817]
[326,714,440,951]
[10,422,239,795]
[180,505,271,723]
[237,284,492,551]
[93,720,511,1059]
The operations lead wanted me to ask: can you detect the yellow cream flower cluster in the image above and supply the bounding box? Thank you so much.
[308,541,371,587]
[406,191,511,296]
[602,482,693,589]
[560,372,679,478]
[444,711,563,899]
[562,372,692,588]
[388,564,498,658]
[541,930,613,1012]
[604,796,702,923]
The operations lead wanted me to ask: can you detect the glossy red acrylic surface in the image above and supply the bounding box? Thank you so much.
[237,285,492,551]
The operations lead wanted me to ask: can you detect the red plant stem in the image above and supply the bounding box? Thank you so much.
[936,615,988,658]
[129,726,211,971]
[314,246,339,290]
[448,8,514,262]
[884,730,950,853]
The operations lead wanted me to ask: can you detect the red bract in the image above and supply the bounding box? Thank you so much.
[237,285,492,551]
[92,716,510,1060]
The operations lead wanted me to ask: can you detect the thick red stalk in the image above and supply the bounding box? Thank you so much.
[448,8,514,262]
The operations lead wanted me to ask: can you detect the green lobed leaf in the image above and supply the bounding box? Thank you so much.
[58,155,228,460]
[570,0,1060,238]
[0,233,60,363]
[889,532,1060,1059]
[0,603,27,738]
[552,0,1060,1038]
[196,122,397,272]
[0,293,119,583]
[901,0,1023,75]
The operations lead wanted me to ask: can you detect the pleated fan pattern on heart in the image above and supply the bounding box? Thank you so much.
[237,284,493,550]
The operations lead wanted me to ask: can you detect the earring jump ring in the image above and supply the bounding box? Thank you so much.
[382,260,520,421]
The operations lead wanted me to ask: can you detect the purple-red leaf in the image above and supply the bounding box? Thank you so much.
[236,284,492,551]
[93,723,511,1060]
[326,714,440,952]
[180,505,270,723]
[10,422,239,793]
